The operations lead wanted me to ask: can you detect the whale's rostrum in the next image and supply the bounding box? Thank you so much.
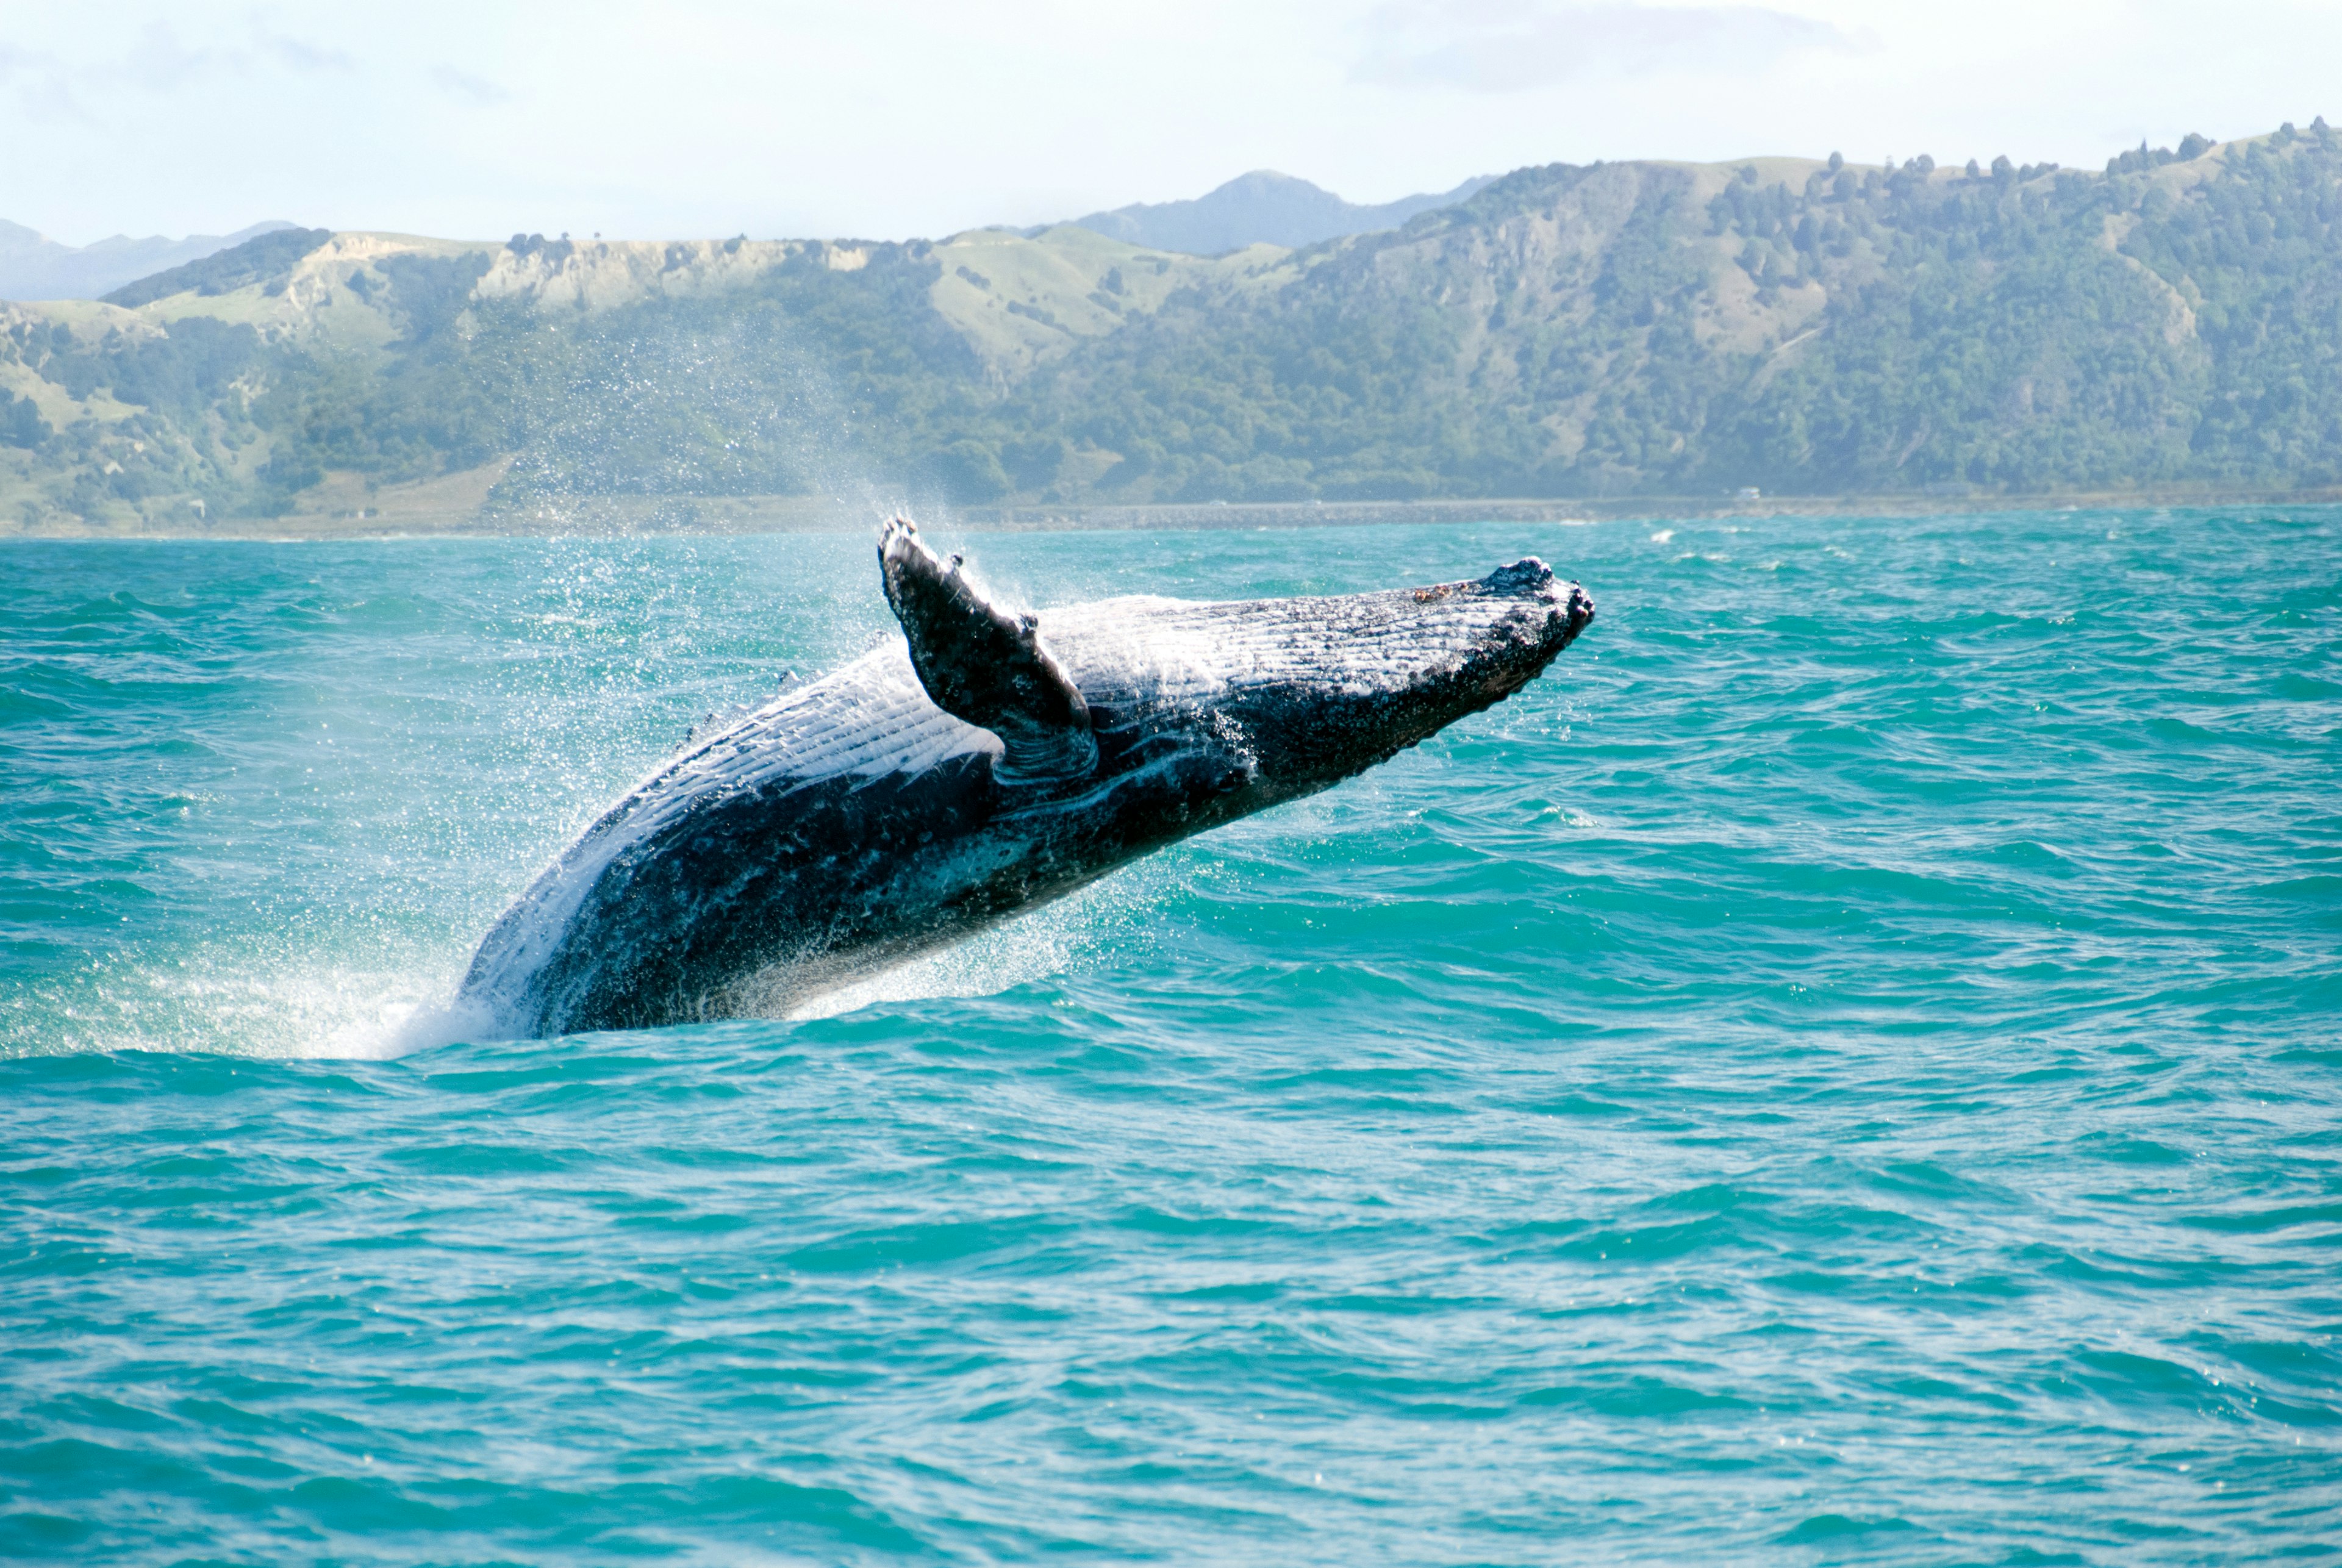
[457,518,1595,1037]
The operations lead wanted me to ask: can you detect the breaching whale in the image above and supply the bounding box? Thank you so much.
[458,518,1595,1037]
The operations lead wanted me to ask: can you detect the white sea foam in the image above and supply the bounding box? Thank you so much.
[4,956,468,1062]
[784,864,1170,1022]
[782,926,1079,1022]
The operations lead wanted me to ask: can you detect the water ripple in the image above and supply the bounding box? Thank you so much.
[1,510,2338,1561]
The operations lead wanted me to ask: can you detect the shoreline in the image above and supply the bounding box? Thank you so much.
[7,487,2341,542]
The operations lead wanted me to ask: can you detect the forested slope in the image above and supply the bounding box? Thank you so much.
[4,123,2339,532]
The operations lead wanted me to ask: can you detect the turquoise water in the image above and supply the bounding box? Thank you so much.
[2,510,2337,1563]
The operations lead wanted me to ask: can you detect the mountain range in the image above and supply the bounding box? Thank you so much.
[1059,170,1494,254]
[0,220,298,304]
[4,124,2340,534]
[0,171,1489,307]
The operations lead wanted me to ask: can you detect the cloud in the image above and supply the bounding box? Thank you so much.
[121,23,217,91]
[0,42,91,122]
[1,21,353,117]
[1355,0,1854,92]
[431,64,512,107]
[259,33,357,74]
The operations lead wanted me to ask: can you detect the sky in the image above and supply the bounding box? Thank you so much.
[3,0,2336,245]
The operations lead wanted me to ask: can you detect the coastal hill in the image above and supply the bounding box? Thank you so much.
[4,125,2340,534]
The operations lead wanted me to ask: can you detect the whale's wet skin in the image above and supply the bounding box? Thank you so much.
[459,520,1594,1037]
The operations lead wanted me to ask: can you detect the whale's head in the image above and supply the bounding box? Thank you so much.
[876,518,1592,812]
[1041,558,1595,803]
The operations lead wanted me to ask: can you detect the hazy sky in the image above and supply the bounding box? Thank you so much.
[5,1,2335,244]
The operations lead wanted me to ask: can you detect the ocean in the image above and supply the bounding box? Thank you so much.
[1,508,2336,1563]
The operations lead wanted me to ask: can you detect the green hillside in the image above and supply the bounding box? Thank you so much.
[5,123,2341,532]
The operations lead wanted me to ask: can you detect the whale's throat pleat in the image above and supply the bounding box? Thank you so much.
[879,517,1099,784]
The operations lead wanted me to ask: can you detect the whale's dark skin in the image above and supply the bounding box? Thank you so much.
[458,518,1594,1037]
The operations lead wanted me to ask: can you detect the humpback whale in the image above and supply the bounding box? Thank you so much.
[459,519,1595,1037]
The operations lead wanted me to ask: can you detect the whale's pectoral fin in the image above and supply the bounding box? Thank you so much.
[879,517,1098,784]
